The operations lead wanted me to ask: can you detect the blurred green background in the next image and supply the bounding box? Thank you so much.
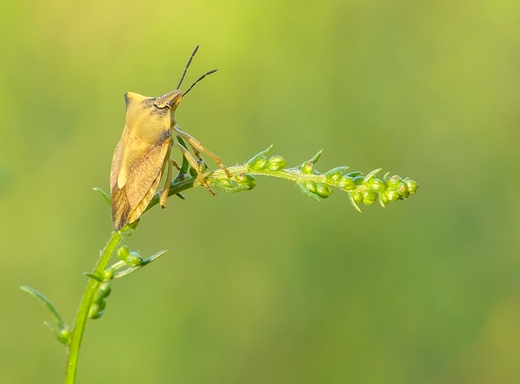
[1,0,520,383]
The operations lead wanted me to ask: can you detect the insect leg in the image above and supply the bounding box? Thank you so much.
[173,141,216,196]
[171,159,181,171]
[173,125,231,178]
[159,155,173,208]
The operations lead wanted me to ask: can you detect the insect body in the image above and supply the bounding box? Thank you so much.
[110,46,228,230]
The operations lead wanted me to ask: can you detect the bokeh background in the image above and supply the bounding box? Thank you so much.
[1,0,520,383]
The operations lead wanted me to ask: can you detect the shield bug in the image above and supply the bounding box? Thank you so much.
[110,46,229,230]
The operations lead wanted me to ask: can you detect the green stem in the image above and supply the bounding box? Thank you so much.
[65,230,124,384]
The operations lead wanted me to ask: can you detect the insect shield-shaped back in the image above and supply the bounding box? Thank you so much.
[110,92,176,230]
[110,46,225,230]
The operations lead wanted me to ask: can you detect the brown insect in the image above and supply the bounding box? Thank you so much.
[110,46,229,230]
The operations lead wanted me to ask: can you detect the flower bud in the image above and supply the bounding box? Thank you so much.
[362,190,377,205]
[267,155,286,171]
[60,326,72,343]
[218,178,233,187]
[247,145,273,171]
[88,303,103,319]
[126,251,143,267]
[316,183,332,198]
[325,166,349,182]
[337,176,355,190]
[398,188,410,199]
[301,161,314,174]
[198,160,207,173]
[93,283,111,303]
[386,189,400,202]
[304,181,317,194]
[102,268,114,281]
[369,178,386,192]
[117,245,129,262]
[405,179,418,194]
[387,175,402,188]
[250,156,268,171]
[353,190,363,203]
[234,173,256,190]
[396,182,407,197]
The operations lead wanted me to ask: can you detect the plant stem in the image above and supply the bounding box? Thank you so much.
[65,230,124,384]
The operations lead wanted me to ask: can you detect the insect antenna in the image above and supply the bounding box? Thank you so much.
[176,45,200,90]
[182,68,218,97]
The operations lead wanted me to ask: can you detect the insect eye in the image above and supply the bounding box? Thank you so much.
[153,102,170,110]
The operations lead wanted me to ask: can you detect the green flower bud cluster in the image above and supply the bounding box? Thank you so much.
[247,146,287,173]
[335,169,419,211]
[298,181,333,200]
[296,151,335,200]
[83,246,167,319]
[117,245,143,267]
[100,246,166,281]
[209,173,257,193]
[88,282,111,319]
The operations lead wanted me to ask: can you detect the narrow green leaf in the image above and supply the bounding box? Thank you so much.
[83,272,103,282]
[309,149,323,164]
[92,187,111,206]
[20,286,65,329]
